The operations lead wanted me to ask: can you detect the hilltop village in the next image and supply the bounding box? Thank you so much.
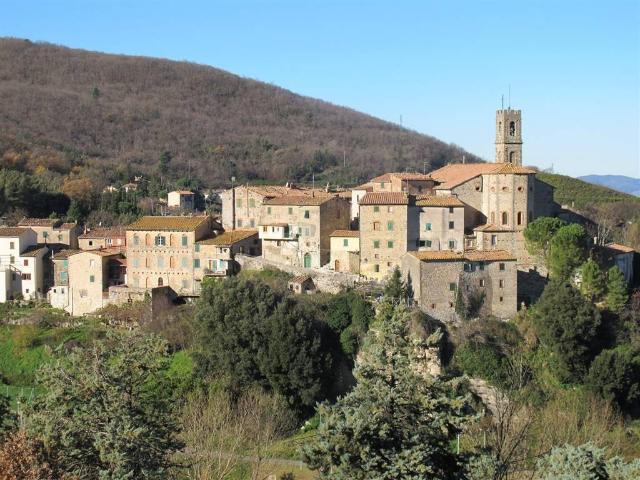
[0,109,635,319]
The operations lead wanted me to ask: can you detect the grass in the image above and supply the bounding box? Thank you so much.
[536,172,640,210]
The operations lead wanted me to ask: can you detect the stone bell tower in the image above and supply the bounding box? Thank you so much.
[495,109,522,165]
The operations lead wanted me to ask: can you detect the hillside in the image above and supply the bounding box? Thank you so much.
[536,172,640,210]
[0,38,479,188]
[579,175,640,197]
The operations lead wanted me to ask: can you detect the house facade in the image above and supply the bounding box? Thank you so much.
[78,227,126,250]
[0,227,48,302]
[329,230,360,273]
[18,218,80,249]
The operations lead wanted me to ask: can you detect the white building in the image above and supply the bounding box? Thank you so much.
[168,190,195,211]
[0,227,48,301]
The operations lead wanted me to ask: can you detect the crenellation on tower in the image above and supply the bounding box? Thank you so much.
[495,108,522,165]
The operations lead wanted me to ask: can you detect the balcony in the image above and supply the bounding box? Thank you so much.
[259,224,297,241]
[203,267,230,277]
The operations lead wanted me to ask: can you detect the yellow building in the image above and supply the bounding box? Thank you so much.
[329,230,360,273]
[196,229,260,276]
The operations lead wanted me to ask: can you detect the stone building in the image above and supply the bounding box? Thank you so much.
[78,227,126,250]
[125,216,218,295]
[415,195,465,252]
[0,227,49,302]
[196,229,260,277]
[367,172,437,194]
[402,250,517,321]
[220,185,302,230]
[167,190,195,211]
[495,108,523,165]
[18,218,81,249]
[288,274,316,294]
[259,194,350,268]
[359,192,416,280]
[329,230,360,273]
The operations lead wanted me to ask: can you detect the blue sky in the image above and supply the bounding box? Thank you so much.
[2,0,639,178]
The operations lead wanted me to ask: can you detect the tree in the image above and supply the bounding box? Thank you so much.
[587,345,640,415]
[523,217,567,264]
[579,258,605,302]
[606,266,628,313]
[326,290,374,357]
[302,303,469,479]
[0,393,15,438]
[28,330,182,479]
[547,224,588,280]
[0,431,56,480]
[384,266,405,301]
[533,280,601,383]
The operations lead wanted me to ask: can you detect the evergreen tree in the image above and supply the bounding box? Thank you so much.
[384,266,405,302]
[606,266,629,313]
[547,224,588,280]
[523,217,567,263]
[28,330,182,479]
[587,345,640,415]
[302,303,469,479]
[579,258,606,302]
[533,280,601,383]
[0,392,15,438]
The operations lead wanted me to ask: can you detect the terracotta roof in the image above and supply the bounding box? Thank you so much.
[370,172,435,183]
[415,195,465,207]
[18,218,60,227]
[409,249,516,262]
[474,224,514,232]
[53,249,81,260]
[330,230,360,238]
[263,194,335,206]
[259,222,289,227]
[81,247,125,257]
[20,244,49,257]
[246,185,298,197]
[0,227,31,237]
[605,242,635,254]
[290,274,313,283]
[127,216,211,231]
[360,192,409,205]
[353,183,374,191]
[198,229,258,246]
[79,226,126,239]
[431,163,536,189]
[59,223,77,230]
[171,190,194,195]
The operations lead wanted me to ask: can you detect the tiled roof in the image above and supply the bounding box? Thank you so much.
[474,224,513,232]
[82,247,125,257]
[126,216,211,231]
[0,227,31,237]
[353,183,374,191]
[259,222,289,227]
[409,249,516,262]
[263,194,335,206]
[370,172,434,183]
[605,242,635,254]
[198,229,258,246]
[415,195,465,207]
[246,185,298,197]
[18,218,60,227]
[171,190,194,195]
[430,162,536,189]
[79,226,126,239]
[330,230,360,238]
[290,274,312,283]
[360,192,409,205]
[53,249,81,260]
[20,244,49,257]
[59,223,77,230]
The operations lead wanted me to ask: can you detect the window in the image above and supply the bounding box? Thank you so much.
[387,221,394,231]
[517,212,523,226]
[181,279,189,289]
[337,209,341,219]
[373,206,380,213]
[373,240,380,249]
[60,272,67,281]
[195,244,200,253]
[426,240,432,247]
[491,235,497,246]
[448,240,456,250]
[449,283,456,291]
[387,241,394,248]
[133,235,139,246]
[387,206,393,213]
[181,257,188,268]
[374,264,380,272]
[23,259,28,266]
[157,257,164,268]
[479,262,485,271]
[89,259,95,268]
[449,207,454,214]
[449,221,455,230]
[464,263,473,272]
[155,236,166,246]
[236,199,243,207]
[193,259,200,268]
[237,219,243,227]
[250,219,255,228]
[425,223,432,231]
[9,242,14,249]
[501,212,508,225]
[499,263,505,271]
[133,258,140,268]
[304,228,310,236]
[89,275,95,283]
[288,207,293,214]
[9,256,14,264]
[58,234,63,241]
[499,279,504,288]
[509,121,515,136]
[182,235,188,247]
[249,199,255,208]
[373,221,381,231]
[509,152,515,163]
[343,239,348,247]
[500,296,504,302]
[267,207,272,214]
[380,182,385,189]
[479,279,485,287]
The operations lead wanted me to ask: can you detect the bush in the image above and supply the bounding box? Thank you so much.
[587,345,640,416]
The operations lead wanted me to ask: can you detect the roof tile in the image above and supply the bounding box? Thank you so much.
[126,216,212,232]
[360,192,409,205]
[198,229,258,246]
[330,230,360,237]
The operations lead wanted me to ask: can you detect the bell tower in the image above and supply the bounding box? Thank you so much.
[495,108,522,165]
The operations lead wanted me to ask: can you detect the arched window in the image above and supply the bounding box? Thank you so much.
[517,212,523,225]
[170,256,176,268]
[157,277,164,287]
[145,233,152,246]
[170,234,176,246]
[509,151,515,163]
[509,121,516,136]
[502,212,509,225]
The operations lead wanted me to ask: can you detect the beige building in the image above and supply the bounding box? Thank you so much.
[415,195,466,252]
[220,185,300,230]
[329,230,360,273]
[126,216,218,295]
[196,229,260,277]
[18,218,80,248]
[367,172,437,194]
[49,248,126,316]
[78,227,126,250]
[168,190,195,211]
[0,227,49,302]
[402,250,517,321]
[259,194,350,268]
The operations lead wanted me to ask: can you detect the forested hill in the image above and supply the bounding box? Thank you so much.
[0,38,479,188]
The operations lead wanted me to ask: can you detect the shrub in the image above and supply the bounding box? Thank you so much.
[587,345,640,415]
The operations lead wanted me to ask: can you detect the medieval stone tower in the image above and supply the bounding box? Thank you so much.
[495,109,522,165]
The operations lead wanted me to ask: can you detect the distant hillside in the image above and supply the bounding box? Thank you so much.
[537,172,640,210]
[0,38,480,188]
[579,175,640,197]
